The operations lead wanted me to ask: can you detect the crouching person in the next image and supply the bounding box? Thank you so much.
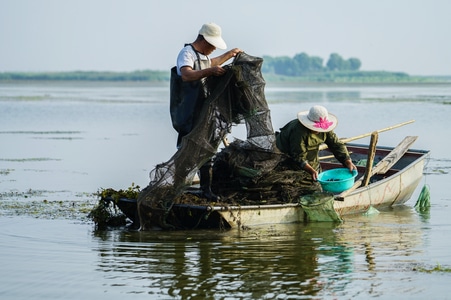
[275,105,356,194]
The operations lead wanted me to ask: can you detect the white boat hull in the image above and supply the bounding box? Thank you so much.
[211,148,428,228]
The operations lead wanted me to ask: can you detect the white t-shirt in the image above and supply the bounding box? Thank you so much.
[176,45,211,76]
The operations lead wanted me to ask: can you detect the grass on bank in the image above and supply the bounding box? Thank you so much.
[1,70,450,83]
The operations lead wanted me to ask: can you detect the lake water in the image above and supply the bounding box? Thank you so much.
[1,81,451,299]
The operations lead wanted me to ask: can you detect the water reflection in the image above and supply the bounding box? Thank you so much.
[92,206,423,298]
[266,88,361,103]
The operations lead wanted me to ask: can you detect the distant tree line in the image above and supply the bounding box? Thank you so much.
[0,70,169,81]
[262,52,362,76]
[2,51,432,83]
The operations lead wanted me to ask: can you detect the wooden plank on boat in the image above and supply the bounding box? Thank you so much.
[335,136,418,201]
[361,131,378,187]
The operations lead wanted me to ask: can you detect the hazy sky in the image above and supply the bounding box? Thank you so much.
[1,0,450,75]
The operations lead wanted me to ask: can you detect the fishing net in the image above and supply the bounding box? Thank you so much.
[414,184,431,211]
[137,52,281,229]
[211,143,322,204]
[300,193,342,222]
[137,52,333,229]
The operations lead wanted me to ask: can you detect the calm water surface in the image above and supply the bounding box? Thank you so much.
[1,81,451,299]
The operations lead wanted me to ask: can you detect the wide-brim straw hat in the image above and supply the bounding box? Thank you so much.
[297,105,338,132]
[199,23,227,49]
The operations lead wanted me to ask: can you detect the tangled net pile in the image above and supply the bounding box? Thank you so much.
[138,53,308,230]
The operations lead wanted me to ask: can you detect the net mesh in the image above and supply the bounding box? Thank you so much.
[137,52,320,230]
[300,193,342,222]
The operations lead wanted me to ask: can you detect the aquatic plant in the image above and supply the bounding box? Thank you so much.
[88,184,141,229]
[97,184,141,201]
[0,168,13,175]
[415,263,451,273]
[0,198,95,220]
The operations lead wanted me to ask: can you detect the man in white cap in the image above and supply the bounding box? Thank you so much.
[171,23,241,201]
[176,23,241,82]
[173,23,241,137]
[275,105,356,193]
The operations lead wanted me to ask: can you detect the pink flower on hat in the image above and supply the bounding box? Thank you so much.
[297,105,338,132]
[313,117,334,130]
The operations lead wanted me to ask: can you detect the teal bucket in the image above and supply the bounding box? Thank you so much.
[317,168,358,193]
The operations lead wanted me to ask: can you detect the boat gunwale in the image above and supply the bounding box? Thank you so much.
[174,202,302,211]
[173,146,430,212]
[336,146,430,200]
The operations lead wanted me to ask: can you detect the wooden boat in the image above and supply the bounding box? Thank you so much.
[108,136,430,230]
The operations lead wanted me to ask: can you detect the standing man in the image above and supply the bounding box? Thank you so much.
[170,23,241,201]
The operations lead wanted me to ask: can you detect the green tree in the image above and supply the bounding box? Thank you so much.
[326,53,345,71]
[262,52,362,75]
[348,58,361,71]
[273,56,296,76]
[293,52,324,74]
[293,52,310,75]
[261,56,275,73]
[310,56,324,72]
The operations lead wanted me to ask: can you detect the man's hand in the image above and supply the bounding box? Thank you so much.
[210,66,226,77]
[229,48,243,57]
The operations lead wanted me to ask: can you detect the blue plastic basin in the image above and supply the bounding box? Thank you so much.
[317,168,358,193]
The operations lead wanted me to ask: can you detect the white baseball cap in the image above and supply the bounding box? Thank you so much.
[198,23,227,49]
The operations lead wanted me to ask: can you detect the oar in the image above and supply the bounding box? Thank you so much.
[334,135,418,201]
[319,152,352,160]
[319,119,415,151]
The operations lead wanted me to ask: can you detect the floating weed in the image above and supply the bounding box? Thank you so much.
[0,197,98,221]
[0,168,14,175]
[0,189,97,221]
[0,158,61,162]
[1,188,51,199]
[423,158,451,175]
[432,168,448,174]
[32,137,83,140]
[414,263,451,273]
[0,130,83,135]
[12,95,49,101]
